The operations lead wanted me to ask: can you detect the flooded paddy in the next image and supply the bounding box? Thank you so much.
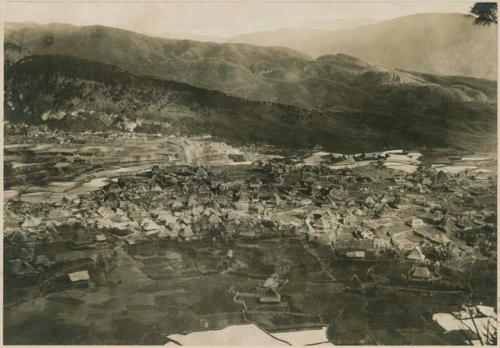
[4,136,264,204]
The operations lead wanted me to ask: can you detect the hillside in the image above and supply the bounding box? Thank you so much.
[4,22,314,108]
[5,55,497,152]
[4,21,497,112]
[294,17,378,30]
[230,13,498,80]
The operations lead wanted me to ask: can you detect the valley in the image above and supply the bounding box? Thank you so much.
[3,12,498,346]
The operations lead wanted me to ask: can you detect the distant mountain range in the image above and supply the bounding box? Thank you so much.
[293,17,379,31]
[4,19,497,152]
[229,13,497,80]
[147,17,378,42]
[150,32,227,43]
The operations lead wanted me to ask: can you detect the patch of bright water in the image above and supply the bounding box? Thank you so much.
[433,306,497,345]
[165,324,330,346]
[461,156,491,161]
[432,165,478,174]
[383,163,418,173]
[4,190,19,200]
[83,178,109,188]
[382,152,422,173]
[300,150,424,173]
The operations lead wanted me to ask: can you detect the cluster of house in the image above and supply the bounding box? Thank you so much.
[3,152,496,294]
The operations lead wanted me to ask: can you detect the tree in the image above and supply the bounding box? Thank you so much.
[470,2,497,25]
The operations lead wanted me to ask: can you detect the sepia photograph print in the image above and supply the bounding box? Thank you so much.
[3,0,498,345]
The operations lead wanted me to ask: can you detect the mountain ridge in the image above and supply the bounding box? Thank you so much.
[5,54,497,152]
[229,13,497,80]
[4,21,496,114]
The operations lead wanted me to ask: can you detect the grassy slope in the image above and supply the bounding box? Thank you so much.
[5,22,497,112]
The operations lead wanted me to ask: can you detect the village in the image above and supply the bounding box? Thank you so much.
[3,125,497,345]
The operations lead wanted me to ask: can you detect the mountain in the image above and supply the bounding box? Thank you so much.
[5,21,78,35]
[4,21,497,113]
[294,17,378,30]
[5,55,496,152]
[229,13,497,80]
[4,22,315,108]
[150,32,227,43]
[150,18,377,43]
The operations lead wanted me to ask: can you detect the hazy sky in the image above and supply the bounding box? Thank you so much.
[6,1,473,37]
